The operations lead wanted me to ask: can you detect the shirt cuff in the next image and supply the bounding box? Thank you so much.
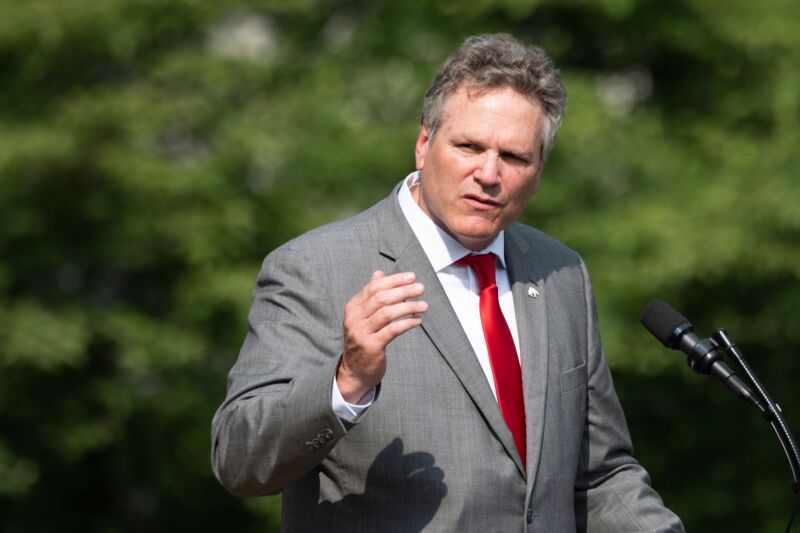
[331,378,376,423]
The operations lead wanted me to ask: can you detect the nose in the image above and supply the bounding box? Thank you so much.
[474,152,500,186]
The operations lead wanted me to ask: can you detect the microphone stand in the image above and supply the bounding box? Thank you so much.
[711,328,800,531]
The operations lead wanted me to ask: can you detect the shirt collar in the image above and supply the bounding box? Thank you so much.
[397,171,506,272]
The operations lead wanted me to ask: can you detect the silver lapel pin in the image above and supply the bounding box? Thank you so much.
[527,286,539,298]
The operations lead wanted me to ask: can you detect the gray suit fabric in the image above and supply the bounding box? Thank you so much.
[211,183,684,532]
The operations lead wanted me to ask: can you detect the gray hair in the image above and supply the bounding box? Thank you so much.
[421,33,567,159]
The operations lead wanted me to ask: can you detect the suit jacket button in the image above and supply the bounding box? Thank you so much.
[311,438,322,449]
[305,442,315,452]
[321,429,333,439]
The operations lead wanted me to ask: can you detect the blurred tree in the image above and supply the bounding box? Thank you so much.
[0,0,798,531]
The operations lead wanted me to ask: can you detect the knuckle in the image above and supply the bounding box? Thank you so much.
[375,307,391,323]
[374,290,390,305]
[397,303,413,317]
[387,322,410,339]
[384,322,401,337]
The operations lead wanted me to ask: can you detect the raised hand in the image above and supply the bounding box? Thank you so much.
[337,271,427,403]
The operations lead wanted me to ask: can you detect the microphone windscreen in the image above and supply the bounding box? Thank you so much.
[640,299,690,347]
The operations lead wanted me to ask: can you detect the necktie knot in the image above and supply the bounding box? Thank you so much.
[456,253,497,290]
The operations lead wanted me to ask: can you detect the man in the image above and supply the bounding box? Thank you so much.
[212,34,684,532]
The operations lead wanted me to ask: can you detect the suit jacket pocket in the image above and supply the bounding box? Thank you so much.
[558,362,587,393]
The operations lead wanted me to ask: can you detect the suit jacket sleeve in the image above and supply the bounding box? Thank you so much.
[211,244,349,497]
[574,258,684,532]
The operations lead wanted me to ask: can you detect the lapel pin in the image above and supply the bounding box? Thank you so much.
[527,286,539,298]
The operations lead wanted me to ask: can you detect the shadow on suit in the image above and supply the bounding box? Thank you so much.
[288,438,447,531]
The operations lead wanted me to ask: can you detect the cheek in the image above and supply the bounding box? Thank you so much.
[506,179,539,213]
[419,178,448,217]
[426,175,458,202]
[515,172,540,197]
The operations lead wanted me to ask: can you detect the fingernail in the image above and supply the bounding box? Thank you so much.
[404,272,415,281]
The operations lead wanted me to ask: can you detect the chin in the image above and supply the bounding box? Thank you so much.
[453,229,497,250]
[441,216,500,248]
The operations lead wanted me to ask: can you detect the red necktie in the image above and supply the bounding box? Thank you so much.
[457,253,526,467]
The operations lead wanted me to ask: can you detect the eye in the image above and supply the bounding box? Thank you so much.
[457,143,481,153]
[501,152,530,165]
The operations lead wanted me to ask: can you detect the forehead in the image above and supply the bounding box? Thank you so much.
[438,85,545,150]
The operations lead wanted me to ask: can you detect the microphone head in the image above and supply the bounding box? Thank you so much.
[640,299,692,348]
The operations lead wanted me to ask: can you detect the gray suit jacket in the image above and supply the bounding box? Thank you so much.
[211,183,684,532]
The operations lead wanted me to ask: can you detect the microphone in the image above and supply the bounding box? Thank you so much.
[640,299,765,411]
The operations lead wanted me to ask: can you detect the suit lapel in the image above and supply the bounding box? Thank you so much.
[376,186,526,478]
[505,225,550,490]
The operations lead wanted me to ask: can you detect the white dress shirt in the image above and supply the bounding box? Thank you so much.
[332,171,521,421]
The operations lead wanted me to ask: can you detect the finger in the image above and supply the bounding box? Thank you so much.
[363,271,418,297]
[374,316,423,345]
[350,271,418,307]
[345,271,388,316]
[361,282,426,318]
[366,299,428,333]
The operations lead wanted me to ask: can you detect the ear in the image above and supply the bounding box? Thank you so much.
[414,125,431,170]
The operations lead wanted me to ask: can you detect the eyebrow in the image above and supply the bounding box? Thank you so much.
[453,135,534,161]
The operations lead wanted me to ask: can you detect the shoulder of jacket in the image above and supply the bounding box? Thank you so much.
[507,222,583,264]
[267,196,388,261]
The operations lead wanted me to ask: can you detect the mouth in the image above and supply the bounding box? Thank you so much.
[462,193,502,210]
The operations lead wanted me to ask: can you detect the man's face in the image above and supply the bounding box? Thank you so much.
[413,85,546,251]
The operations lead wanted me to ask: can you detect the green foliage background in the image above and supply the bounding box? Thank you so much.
[1,0,798,530]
